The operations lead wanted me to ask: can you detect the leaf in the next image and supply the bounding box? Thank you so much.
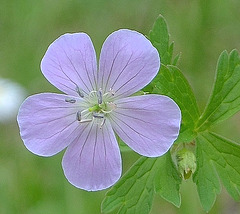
[201,132,240,201]
[193,134,221,212]
[150,65,200,143]
[149,14,169,60]
[172,52,181,66]
[193,132,240,211]
[101,157,158,214]
[197,50,240,131]
[102,153,182,214]
[149,14,178,65]
[155,152,182,207]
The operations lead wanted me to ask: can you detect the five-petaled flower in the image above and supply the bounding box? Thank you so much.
[17,29,181,191]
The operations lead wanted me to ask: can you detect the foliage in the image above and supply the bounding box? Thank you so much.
[103,14,240,214]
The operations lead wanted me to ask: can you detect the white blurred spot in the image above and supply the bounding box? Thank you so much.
[0,78,26,123]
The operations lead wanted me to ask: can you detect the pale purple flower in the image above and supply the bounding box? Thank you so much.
[17,30,181,191]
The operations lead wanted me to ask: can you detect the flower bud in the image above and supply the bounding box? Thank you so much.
[176,148,196,180]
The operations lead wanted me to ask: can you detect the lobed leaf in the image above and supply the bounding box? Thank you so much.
[150,65,200,143]
[155,152,182,207]
[193,132,240,211]
[197,50,240,131]
[149,14,179,65]
[101,157,158,214]
[193,134,221,212]
[103,15,240,214]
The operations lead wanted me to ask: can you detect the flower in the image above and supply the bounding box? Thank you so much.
[0,78,26,123]
[17,29,181,191]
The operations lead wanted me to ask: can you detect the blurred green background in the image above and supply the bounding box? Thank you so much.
[0,0,240,213]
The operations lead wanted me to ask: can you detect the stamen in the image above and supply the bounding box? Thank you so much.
[80,119,92,123]
[101,110,111,113]
[78,88,117,128]
[101,102,116,113]
[89,90,97,97]
[109,88,115,96]
[92,112,104,119]
[109,102,117,110]
[76,111,81,121]
[97,89,103,104]
[76,86,84,98]
[103,88,115,100]
[65,97,76,103]
[100,118,106,129]
[76,110,92,123]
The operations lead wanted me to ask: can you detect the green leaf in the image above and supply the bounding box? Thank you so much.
[102,157,158,214]
[193,134,221,211]
[149,14,178,65]
[193,132,240,211]
[149,15,169,59]
[172,52,181,66]
[155,152,182,207]
[197,50,240,131]
[150,65,200,143]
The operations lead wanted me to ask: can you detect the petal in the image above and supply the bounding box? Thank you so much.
[62,119,122,191]
[98,29,160,99]
[109,95,181,157]
[41,33,97,96]
[17,93,85,156]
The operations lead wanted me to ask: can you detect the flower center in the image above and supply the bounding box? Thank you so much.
[66,88,116,128]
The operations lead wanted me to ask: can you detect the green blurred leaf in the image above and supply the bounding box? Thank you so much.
[101,157,158,214]
[193,132,240,211]
[149,14,178,65]
[197,50,240,131]
[155,152,182,207]
[149,65,199,143]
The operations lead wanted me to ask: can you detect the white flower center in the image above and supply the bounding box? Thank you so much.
[65,88,116,128]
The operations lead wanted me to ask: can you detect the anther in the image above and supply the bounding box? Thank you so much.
[76,86,84,98]
[76,110,92,123]
[65,97,76,103]
[109,88,115,96]
[97,89,103,104]
[92,112,104,119]
[76,111,81,121]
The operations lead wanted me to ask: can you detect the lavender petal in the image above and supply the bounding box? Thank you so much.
[62,119,122,191]
[110,95,181,157]
[98,29,160,98]
[41,33,98,96]
[17,93,85,156]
